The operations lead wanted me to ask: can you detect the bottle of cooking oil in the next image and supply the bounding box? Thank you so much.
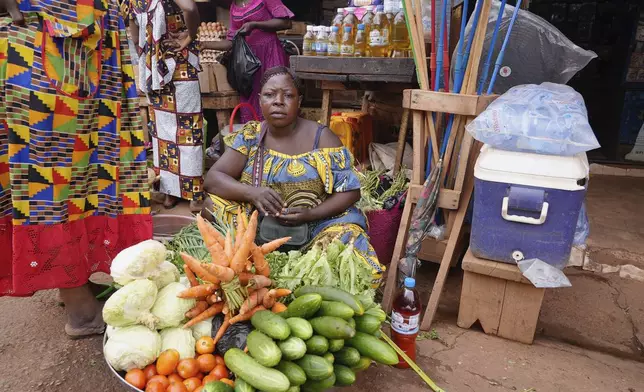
[332,8,345,30]
[315,26,328,57]
[340,26,355,57]
[361,5,375,28]
[391,4,410,58]
[343,6,359,40]
[354,23,367,57]
[327,26,340,57]
[369,6,391,58]
[303,25,316,56]
[385,4,395,27]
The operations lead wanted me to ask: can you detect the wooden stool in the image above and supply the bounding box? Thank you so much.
[457,249,545,344]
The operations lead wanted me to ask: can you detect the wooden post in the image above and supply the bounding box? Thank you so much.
[321,89,333,126]
[393,108,410,175]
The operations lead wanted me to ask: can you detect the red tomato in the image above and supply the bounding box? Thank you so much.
[168,373,184,385]
[125,369,147,390]
[145,381,166,392]
[209,364,228,381]
[177,359,200,379]
[144,364,158,380]
[148,375,170,389]
[156,350,181,376]
[183,377,201,392]
[167,383,189,392]
[213,355,225,367]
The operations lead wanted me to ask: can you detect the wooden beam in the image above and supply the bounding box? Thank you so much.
[290,56,416,78]
[402,90,497,116]
[408,184,461,210]
[321,89,333,126]
[394,109,410,176]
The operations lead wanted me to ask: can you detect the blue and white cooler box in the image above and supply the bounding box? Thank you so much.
[470,145,589,269]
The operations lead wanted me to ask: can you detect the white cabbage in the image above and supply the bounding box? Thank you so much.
[106,325,119,338]
[151,282,196,329]
[149,261,180,289]
[103,279,158,329]
[160,327,196,360]
[111,240,167,286]
[191,317,213,341]
[104,325,161,371]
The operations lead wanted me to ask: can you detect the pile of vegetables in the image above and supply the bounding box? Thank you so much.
[222,285,394,392]
[356,170,408,213]
[266,238,375,305]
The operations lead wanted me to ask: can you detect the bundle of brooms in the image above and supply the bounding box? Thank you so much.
[176,211,292,346]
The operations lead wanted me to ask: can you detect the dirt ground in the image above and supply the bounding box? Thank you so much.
[1,175,644,391]
[0,291,643,392]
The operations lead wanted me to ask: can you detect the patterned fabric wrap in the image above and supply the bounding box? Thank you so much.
[227,0,292,123]
[0,1,152,296]
[132,0,203,201]
[209,122,385,284]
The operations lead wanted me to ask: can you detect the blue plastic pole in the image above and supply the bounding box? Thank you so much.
[487,0,522,95]
[477,0,508,95]
[452,0,469,93]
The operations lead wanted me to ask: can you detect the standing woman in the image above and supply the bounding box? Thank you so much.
[0,0,152,336]
[205,0,293,123]
[130,0,204,210]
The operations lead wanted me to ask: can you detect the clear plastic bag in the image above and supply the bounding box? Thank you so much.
[455,1,597,95]
[573,202,590,247]
[518,258,572,288]
[466,82,600,156]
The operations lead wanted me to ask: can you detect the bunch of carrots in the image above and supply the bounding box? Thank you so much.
[176,210,292,346]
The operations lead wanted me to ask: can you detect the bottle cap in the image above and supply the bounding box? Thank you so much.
[345,7,356,13]
[344,26,352,32]
[358,24,365,30]
[337,8,344,13]
[404,277,416,288]
[332,26,339,32]
[365,5,374,11]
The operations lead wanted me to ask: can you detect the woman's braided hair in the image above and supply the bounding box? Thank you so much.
[259,66,304,96]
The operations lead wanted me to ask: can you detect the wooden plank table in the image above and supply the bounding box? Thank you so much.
[290,56,418,126]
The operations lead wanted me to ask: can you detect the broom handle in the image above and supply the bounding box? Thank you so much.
[477,0,507,94]
[487,0,522,94]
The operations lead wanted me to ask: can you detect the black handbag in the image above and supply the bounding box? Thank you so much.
[252,124,312,251]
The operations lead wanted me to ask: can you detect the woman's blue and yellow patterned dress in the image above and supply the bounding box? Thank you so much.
[209,122,385,282]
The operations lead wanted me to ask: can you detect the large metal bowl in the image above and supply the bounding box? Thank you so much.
[103,333,144,392]
[153,214,196,241]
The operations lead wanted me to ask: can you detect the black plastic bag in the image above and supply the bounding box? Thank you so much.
[226,34,261,97]
[211,313,252,356]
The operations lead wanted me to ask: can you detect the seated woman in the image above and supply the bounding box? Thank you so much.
[203,66,384,282]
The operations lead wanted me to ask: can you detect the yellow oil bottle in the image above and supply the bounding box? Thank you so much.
[343,6,359,40]
[340,26,355,57]
[391,5,410,57]
[332,8,344,30]
[315,26,328,57]
[369,6,391,58]
[327,26,340,57]
[354,24,367,57]
[303,25,316,56]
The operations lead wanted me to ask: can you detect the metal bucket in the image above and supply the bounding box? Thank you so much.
[153,214,196,242]
[103,333,144,392]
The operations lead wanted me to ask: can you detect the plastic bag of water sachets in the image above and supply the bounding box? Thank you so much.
[466,82,600,156]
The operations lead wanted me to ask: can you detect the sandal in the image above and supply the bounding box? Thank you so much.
[65,323,106,340]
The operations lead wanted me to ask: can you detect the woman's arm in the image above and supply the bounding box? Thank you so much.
[128,17,139,48]
[201,40,233,51]
[242,18,292,34]
[174,0,200,40]
[205,148,285,215]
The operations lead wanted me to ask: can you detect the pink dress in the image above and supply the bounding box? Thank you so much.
[228,0,294,122]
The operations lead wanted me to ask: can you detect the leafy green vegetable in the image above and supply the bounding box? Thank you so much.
[356,169,408,212]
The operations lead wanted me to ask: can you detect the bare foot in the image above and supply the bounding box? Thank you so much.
[163,194,180,209]
[60,285,105,339]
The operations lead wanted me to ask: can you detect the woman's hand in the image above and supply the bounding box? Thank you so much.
[237,22,256,36]
[250,186,284,216]
[278,207,314,226]
[0,0,24,25]
[165,30,193,51]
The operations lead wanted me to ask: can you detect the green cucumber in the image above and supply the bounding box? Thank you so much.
[246,330,282,367]
[309,317,355,340]
[355,293,375,310]
[333,347,361,367]
[301,372,336,392]
[373,329,382,338]
[295,355,334,381]
[348,318,356,329]
[351,357,373,372]
[347,332,398,365]
[285,318,313,340]
[317,301,355,320]
[275,361,307,387]
[354,315,381,334]
[333,365,356,386]
[364,307,387,322]
[328,339,344,353]
[323,352,334,364]
[286,387,300,392]
[224,348,290,392]
[295,287,364,315]
[234,379,256,392]
[251,310,291,341]
[278,336,307,361]
[204,381,234,392]
[281,294,323,319]
[305,335,329,355]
